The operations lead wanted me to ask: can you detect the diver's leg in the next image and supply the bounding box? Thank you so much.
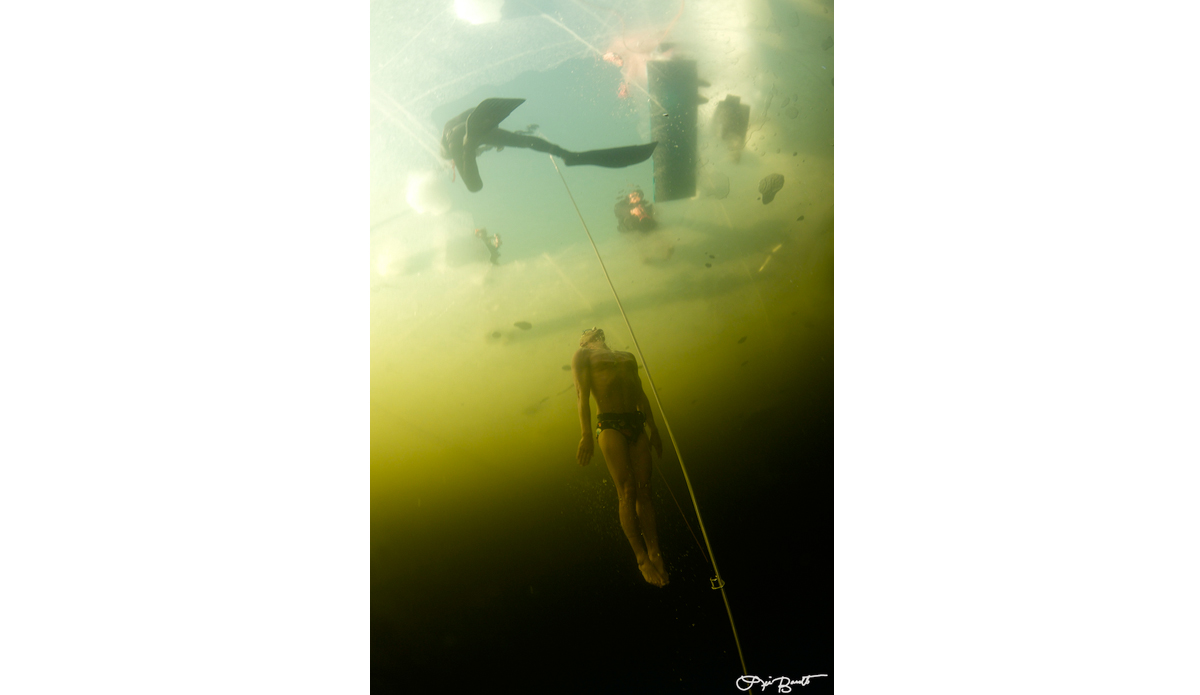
[485,130,573,158]
[599,429,666,587]
[630,433,668,585]
[485,130,657,169]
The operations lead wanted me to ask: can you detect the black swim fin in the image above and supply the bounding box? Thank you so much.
[561,141,658,168]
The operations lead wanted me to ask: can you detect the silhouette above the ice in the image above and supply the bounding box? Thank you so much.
[474,227,501,264]
[440,98,658,192]
[713,94,750,161]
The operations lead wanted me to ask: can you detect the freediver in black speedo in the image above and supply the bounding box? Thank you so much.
[441,98,658,192]
[572,327,668,587]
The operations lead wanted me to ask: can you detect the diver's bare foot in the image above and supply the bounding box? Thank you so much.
[649,551,669,586]
[638,559,668,587]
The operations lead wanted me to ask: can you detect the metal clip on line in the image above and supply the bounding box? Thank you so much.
[710,576,725,590]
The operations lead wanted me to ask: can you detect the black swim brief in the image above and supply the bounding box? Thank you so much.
[596,411,647,443]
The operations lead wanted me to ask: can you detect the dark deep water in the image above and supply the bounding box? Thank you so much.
[371,331,832,694]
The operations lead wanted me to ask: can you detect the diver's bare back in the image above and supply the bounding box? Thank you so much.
[580,348,642,412]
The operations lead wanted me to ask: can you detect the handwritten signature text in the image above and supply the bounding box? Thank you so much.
[736,674,828,693]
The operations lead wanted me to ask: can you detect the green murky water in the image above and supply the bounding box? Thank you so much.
[371,0,833,689]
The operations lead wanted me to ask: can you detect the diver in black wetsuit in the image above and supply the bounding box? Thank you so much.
[440,98,658,192]
[614,187,657,233]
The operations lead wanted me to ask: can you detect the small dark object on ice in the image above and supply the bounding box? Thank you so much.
[759,173,785,204]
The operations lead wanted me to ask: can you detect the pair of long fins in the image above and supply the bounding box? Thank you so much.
[460,98,658,192]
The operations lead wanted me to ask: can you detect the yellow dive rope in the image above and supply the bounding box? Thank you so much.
[550,156,748,676]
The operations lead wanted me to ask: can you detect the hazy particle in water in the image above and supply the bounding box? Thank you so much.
[793,152,798,156]
[514,321,532,330]
[784,106,799,119]
[705,171,729,199]
[741,360,749,366]
[705,263,712,268]
[491,331,501,338]
[798,215,805,221]
[708,254,716,259]
[738,336,747,344]
[562,365,571,371]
